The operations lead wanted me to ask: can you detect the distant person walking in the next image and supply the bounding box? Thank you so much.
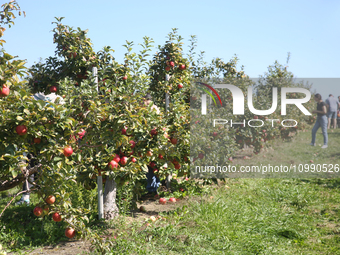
[325,94,338,129]
[310,93,328,149]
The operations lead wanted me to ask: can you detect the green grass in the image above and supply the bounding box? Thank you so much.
[2,127,340,254]
[91,178,340,255]
[91,128,340,254]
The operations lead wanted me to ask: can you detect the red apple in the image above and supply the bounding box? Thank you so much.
[146,151,153,157]
[63,146,73,157]
[108,160,118,169]
[122,128,127,135]
[69,52,77,58]
[212,132,218,137]
[52,212,62,222]
[0,85,10,97]
[45,195,56,205]
[139,206,146,212]
[129,140,136,148]
[113,154,121,163]
[170,138,178,145]
[49,86,57,93]
[150,128,158,136]
[33,137,41,144]
[178,84,183,89]
[158,154,164,160]
[159,198,167,205]
[131,157,137,163]
[65,227,76,239]
[120,156,128,166]
[77,129,86,139]
[165,66,170,71]
[33,206,43,217]
[174,163,181,170]
[169,197,176,203]
[179,64,186,70]
[122,76,127,80]
[169,61,175,67]
[172,158,178,165]
[149,162,156,168]
[16,125,27,135]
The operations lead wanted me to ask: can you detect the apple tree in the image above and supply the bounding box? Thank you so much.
[148,28,190,181]
[1,10,174,246]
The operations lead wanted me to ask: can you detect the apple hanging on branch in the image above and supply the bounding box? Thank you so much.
[63,146,73,157]
[0,85,10,97]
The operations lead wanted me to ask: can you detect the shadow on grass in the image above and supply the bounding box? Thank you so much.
[0,205,68,250]
[300,178,340,189]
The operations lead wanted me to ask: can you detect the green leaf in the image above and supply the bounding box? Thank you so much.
[10,167,18,178]
[65,117,75,126]
[54,157,63,162]
[57,161,63,169]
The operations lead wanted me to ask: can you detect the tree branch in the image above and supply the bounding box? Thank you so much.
[0,163,41,192]
[0,188,38,218]
[78,144,102,149]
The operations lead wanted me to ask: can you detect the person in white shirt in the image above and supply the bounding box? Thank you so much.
[325,94,338,129]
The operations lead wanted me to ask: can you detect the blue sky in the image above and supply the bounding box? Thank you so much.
[2,0,340,99]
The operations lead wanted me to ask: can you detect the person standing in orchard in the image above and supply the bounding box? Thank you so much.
[143,93,162,195]
[16,91,65,205]
[325,94,338,129]
[310,93,328,149]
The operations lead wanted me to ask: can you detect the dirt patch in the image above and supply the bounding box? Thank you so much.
[11,241,91,255]
[14,195,198,255]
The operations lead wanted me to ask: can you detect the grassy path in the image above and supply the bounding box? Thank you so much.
[90,128,340,254]
[1,128,340,254]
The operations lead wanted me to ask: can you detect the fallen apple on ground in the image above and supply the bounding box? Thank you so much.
[169,197,176,203]
[159,198,167,205]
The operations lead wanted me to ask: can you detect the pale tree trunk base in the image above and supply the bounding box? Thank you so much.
[166,173,172,190]
[103,178,119,220]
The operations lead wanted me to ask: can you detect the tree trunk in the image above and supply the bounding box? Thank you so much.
[166,173,172,190]
[103,178,119,220]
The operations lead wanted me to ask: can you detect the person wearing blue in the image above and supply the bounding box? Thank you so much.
[310,93,328,149]
[325,94,339,129]
[143,93,161,195]
[146,162,161,194]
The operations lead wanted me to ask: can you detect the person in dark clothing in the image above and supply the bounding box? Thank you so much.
[146,163,161,194]
[310,93,328,149]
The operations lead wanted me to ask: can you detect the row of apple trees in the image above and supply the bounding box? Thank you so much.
[0,6,190,242]
[0,0,317,241]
